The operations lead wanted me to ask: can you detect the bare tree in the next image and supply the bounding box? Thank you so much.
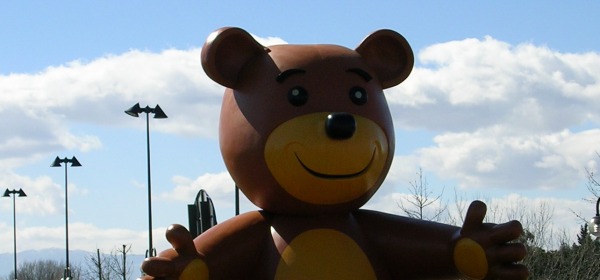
[83,248,117,280]
[571,156,600,232]
[5,259,81,280]
[397,168,448,221]
[446,188,471,226]
[585,157,600,202]
[82,245,134,280]
[395,165,600,278]
[110,244,134,280]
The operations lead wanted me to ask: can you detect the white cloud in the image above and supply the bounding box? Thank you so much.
[0,172,63,216]
[254,35,288,47]
[159,172,259,220]
[411,128,600,190]
[386,37,600,190]
[0,36,288,172]
[160,172,235,203]
[388,36,600,132]
[0,222,157,255]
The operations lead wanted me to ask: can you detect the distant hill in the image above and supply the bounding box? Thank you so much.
[0,248,146,278]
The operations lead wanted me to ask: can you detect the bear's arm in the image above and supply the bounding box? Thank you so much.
[193,210,273,279]
[354,209,460,279]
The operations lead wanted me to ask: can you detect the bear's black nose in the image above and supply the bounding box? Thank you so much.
[326,113,356,140]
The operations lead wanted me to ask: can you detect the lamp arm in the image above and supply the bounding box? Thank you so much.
[596,196,600,216]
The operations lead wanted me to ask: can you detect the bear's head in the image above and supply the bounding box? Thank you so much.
[201,27,413,215]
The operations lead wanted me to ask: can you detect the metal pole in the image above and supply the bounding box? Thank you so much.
[122,244,127,280]
[97,249,102,280]
[12,194,17,280]
[146,111,154,257]
[64,163,71,279]
[235,185,240,216]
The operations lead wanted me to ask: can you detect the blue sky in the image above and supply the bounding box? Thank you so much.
[1,0,600,274]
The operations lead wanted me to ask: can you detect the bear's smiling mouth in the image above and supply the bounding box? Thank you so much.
[294,150,376,179]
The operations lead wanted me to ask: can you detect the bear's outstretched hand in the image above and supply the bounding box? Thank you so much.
[453,200,529,280]
[138,224,208,280]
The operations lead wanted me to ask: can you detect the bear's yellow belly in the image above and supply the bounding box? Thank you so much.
[275,229,376,280]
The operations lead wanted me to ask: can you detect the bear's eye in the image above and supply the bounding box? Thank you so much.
[349,86,367,105]
[288,86,308,106]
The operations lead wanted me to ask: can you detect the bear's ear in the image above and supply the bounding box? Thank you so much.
[201,27,268,88]
[356,29,414,89]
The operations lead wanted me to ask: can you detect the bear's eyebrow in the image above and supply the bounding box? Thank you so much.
[276,69,306,83]
[347,68,372,82]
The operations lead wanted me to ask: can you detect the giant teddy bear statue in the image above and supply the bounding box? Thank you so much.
[140,27,528,279]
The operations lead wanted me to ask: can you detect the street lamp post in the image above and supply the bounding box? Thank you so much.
[3,188,26,280]
[588,196,600,237]
[125,103,167,257]
[122,244,127,280]
[235,184,240,216]
[51,156,82,280]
